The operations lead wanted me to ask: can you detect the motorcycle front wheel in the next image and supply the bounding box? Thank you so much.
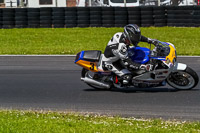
[81,68,111,90]
[166,66,199,90]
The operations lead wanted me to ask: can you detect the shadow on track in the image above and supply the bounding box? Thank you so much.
[84,87,200,93]
[84,87,178,93]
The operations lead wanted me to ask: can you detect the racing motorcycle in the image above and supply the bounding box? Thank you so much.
[74,41,199,90]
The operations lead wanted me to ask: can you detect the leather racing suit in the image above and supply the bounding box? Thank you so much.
[98,32,151,80]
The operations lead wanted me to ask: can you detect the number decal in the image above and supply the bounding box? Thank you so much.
[90,63,94,70]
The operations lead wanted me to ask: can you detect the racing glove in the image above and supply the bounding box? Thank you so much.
[147,38,159,46]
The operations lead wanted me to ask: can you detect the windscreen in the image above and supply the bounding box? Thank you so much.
[110,0,137,3]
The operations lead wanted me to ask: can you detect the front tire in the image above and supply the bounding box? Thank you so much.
[167,67,199,90]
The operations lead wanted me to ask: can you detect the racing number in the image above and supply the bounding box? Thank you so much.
[90,63,94,70]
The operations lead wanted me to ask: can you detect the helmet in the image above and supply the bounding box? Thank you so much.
[124,24,141,46]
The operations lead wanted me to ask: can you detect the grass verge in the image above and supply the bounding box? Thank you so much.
[0,27,200,55]
[0,110,200,133]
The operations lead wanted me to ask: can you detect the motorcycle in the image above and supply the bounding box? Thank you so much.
[74,41,199,90]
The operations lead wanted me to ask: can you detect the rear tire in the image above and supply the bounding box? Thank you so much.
[167,67,199,90]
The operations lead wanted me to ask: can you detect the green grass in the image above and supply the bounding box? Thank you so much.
[0,27,200,55]
[0,110,200,133]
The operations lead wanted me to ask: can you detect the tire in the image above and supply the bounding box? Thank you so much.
[141,19,154,24]
[128,15,140,20]
[90,24,102,27]
[27,8,40,12]
[40,12,52,16]
[65,7,76,12]
[65,16,77,20]
[153,6,166,11]
[52,7,65,12]
[89,7,101,12]
[77,7,89,12]
[154,15,166,19]
[128,20,141,24]
[3,17,15,21]
[65,23,77,28]
[90,15,101,20]
[102,15,114,20]
[115,24,126,27]
[154,19,166,23]
[65,20,76,24]
[28,12,40,17]
[127,7,140,11]
[115,16,127,20]
[90,20,101,24]
[115,20,127,24]
[15,21,28,25]
[141,24,153,27]
[102,20,114,24]
[2,25,15,28]
[15,12,27,16]
[2,21,15,25]
[40,17,52,21]
[140,6,153,11]
[65,11,76,16]
[15,25,27,28]
[40,20,52,24]
[102,23,114,27]
[153,10,165,15]
[28,24,40,28]
[77,16,89,20]
[114,7,127,12]
[141,15,153,19]
[167,10,193,15]
[167,67,199,90]
[15,8,27,12]
[28,21,40,24]
[154,23,166,27]
[115,11,127,15]
[52,20,64,24]
[52,12,65,16]
[81,68,111,90]
[128,11,140,15]
[53,24,64,28]
[2,8,15,13]
[167,15,193,19]
[102,11,114,15]
[52,16,65,20]
[28,17,40,21]
[77,24,89,27]
[77,11,89,16]
[102,7,114,11]
[40,8,52,12]
[40,24,52,28]
[141,11,153,15]
[90,11,101,16]
[2,13,15,17]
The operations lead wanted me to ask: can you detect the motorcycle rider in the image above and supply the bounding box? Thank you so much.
[100,24,158,85]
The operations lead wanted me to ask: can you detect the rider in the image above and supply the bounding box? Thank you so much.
[100,24,158,85]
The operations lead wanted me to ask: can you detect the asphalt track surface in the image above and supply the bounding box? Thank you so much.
[0,56,200,121]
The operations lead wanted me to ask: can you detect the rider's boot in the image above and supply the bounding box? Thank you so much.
[122,74,132,85]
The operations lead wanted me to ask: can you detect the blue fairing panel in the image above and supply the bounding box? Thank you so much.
[74,51,84,63]
[129,47,150,64]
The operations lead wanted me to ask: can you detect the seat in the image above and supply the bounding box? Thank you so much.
[83,50,102,62]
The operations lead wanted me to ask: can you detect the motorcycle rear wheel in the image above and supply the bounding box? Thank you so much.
[166,66,199,90]
[81,68,111,90]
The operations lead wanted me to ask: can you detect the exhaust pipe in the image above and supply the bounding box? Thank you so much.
[81,77,110,89]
